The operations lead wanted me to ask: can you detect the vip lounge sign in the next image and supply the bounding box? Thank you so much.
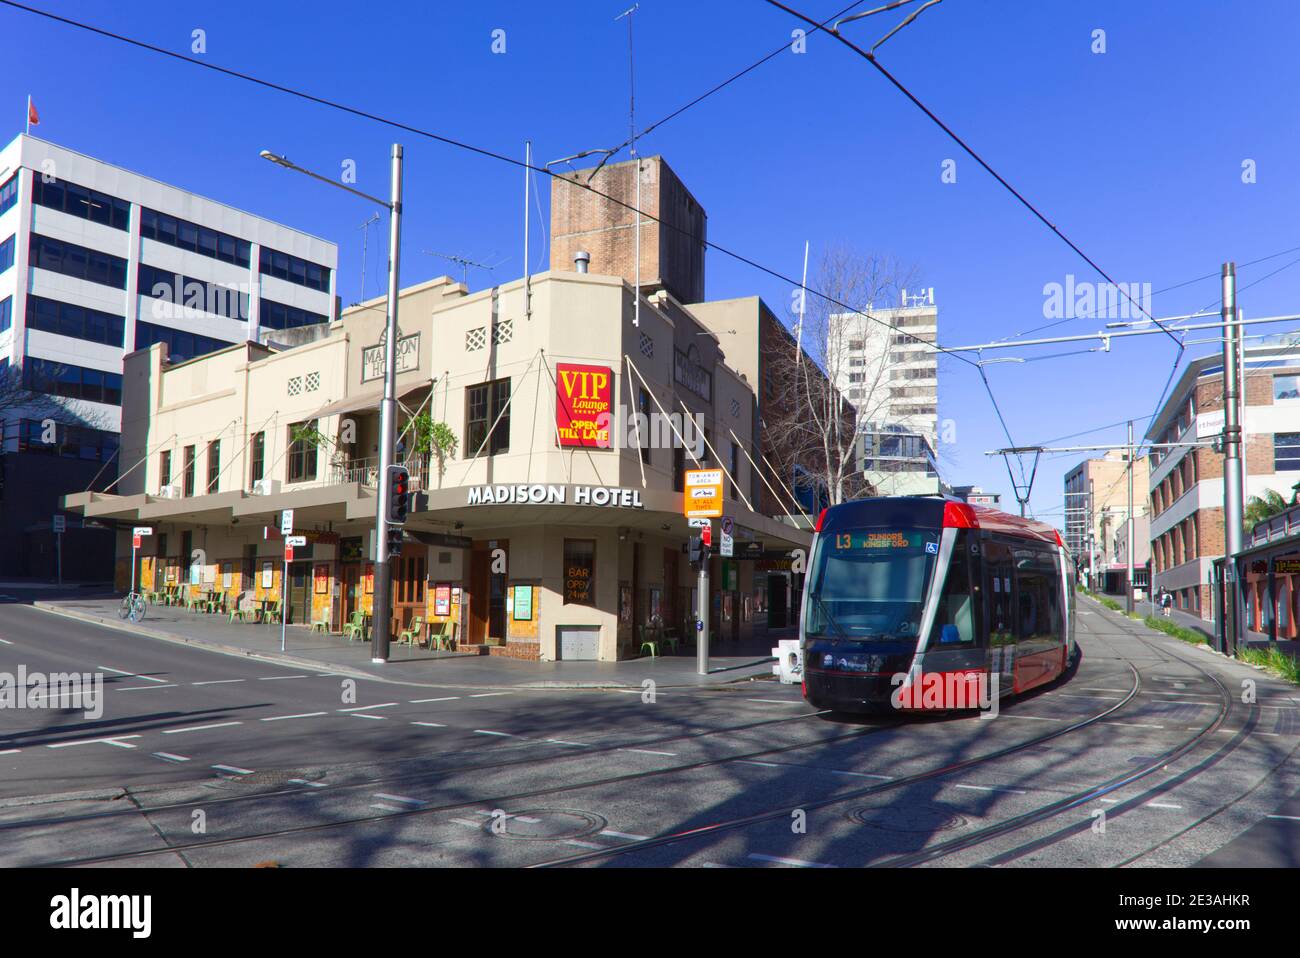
[361,328,420,383]
[556,363,613,448]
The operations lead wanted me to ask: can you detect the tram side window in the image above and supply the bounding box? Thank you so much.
[1014,548,1062,641]
[930,531,975,646]
[985,541,1015,643]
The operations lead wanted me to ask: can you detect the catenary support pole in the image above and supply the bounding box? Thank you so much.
[1221,262,1244,654]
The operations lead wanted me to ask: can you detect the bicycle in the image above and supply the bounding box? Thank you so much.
[118,592,147,623]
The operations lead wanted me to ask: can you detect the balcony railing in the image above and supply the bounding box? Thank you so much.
[328,456,431,492]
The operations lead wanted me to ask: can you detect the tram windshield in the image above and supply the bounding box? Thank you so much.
[805,527,940,641]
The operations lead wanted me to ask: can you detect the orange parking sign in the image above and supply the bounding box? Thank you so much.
[684,469,723,518]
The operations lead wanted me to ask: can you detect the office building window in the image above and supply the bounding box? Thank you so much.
[29,234,127,288]
[159,450,172,490]
[0,174,17,215]
[27,296,125,347]
[138,264,248,322]
[182,445,196,497]
[134,320,233,362]
[0,235,13,273]
[259,247,331,292]
[563,539,596,606]
[249,432,265,486]
[287,420,318,483]
[466,378,510,456]
[207,439,221,494]
[15,419,117,463]
[140,208,251,266]
[1274,374,1300,401]
[258,298,329,330]
[32,176,130,230]
[1276,433,1300,472]
[0,296,10,333]
[22,359,122,405]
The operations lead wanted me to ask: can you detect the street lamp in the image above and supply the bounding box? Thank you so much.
[260,144,406,664]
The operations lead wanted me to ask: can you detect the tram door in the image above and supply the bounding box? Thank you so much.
[984,540,1016,693]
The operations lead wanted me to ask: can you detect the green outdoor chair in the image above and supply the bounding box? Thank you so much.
[342,611,368,642]
[310,611,330,633]
[264,599,283,625]
[637,625,659,658]
[398,616,424,647]
[427,620,454,651]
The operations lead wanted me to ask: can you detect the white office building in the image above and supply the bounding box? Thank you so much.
[0,133,338,449]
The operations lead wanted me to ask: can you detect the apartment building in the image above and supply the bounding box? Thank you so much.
[1063,449,1150,591]
[1146,338,1300,620]
[0,133,336,577]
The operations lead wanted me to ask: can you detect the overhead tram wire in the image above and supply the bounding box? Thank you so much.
[764,0,1182,349]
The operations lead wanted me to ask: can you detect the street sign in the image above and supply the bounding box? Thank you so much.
[285,545,294,562]
[52,515,66,534]
[684,469,723,518]
[280,510,294,535]
[285,535,307,547]
[688,518,711,529]
[133,526,153,537]
[132,534,141,549]
[701,523,712,547]
[719,516,734,557]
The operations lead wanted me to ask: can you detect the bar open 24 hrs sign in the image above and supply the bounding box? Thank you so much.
[556,363,612,448]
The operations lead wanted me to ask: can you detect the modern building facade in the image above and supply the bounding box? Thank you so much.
[1063,449,1149,591]
[1146,338,1300,620]
[0,133,337,578]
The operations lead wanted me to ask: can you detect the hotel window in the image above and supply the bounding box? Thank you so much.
[182,445,196,497]
[1276,433,1300,472]
[465,378,510,456]
[159,450,172,490]
[32,176,130,230]
[1274,374,1300,401]
[249,431,265,486]
[638,388,651,465]
[207,439,221,494]
[563,539,596,606]
[287,420,318,483]
[29,234,127,288]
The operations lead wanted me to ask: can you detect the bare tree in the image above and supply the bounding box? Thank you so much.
[0,363,114,445]
[762,243,920,507]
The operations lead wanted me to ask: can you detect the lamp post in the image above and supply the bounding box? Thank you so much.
[260,145,405,663]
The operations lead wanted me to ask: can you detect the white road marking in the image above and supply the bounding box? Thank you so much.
[620,748,677,756]
[349,713,387,720]
[1102,722,1166,730]
[831,770,893,780]
[449,818,481,828]
[261,712,328,722]
[0,748,20,755]
[48,735,140,749]
[740,760,781,768]
[258,675,310,681]
[564,840,603,849]
[469,692,512,698]
[163,721,242,734]
[748,853,834,868]
[151,752,190,763]
[114,684,178,692]
[745,699,804,706]
[546,739,591,747]
[1266,814,1300,822]
[997,714,1061,722]
[288,778,328,788]
[1077,688,1133,694]
[191,679,244,686]
[1146,802,1183,810]
[338,703,397,712]
[955,783,1027,795]
[99,666,166,683]
[601,830,650,841]
[411,721,446,728]
[373,793,426,807]
[0,638,12,644]
[474,730,515,737]
[212,764,254,775]
[1100,798,1119,804]
[409,697,459,704]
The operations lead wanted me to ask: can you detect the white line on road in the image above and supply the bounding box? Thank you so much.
[0,749,19,755]
[261,712,328,722]
[191,679,245,686]
[212,764,254,775]
[409,697,459,704]
[163,722,242,734]
[151,752,190,763]
[830,770,893,780]
[114,684,178,692]
[955,783,1027,795]
[600,830,650,841]
[469,692,512,698]
[48,735,140,749]
[349,713,387,720]
[748,853,834,868]
[338,703,397,712]
[620,748,676,756]
[258,675,310,681]
[745,699,804,706]
[288,778,328,788]
[740,760,782,768]
[0,638,12,645]
[449,818,481,829]
[1102,722,1166,730]
[546,739,592,747]
[1146,802,1183,810]
[411,721,446,728]
[374,793,427,807]
[474,730,515,737]
[99,666,167,683]
[564,840,603,849]
[1266,814,1300,822]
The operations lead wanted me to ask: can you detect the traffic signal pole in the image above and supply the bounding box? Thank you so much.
[371,144,404,664]
[696,526,711,675]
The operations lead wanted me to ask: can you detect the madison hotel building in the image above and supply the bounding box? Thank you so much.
[65,155,814,662]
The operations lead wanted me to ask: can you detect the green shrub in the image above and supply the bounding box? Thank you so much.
[1239,646,1300,685]
[1142,615,1207,645]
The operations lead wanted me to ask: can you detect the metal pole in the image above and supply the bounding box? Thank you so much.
[696,560,710,675]
[1126,420,1135,614]
[281,554,288,653]
[371,143,404,664]
[56,531,62,586]
[1222,262,1244,654]
[130,540,137,595]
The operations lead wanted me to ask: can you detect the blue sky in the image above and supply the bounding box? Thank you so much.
[6,0,1299,523]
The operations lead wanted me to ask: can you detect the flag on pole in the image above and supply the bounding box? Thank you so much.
[26,95,38,133]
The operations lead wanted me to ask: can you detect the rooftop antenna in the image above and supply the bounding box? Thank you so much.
[421,250,502,288]
[356,211,380,304]
[616,3,641,327]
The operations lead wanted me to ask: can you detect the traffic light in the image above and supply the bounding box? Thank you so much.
[688,535,709,567]
[386,465,410,524]
[387,522,404,557]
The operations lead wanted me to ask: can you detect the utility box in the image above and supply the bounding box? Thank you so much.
[772,639,802,684]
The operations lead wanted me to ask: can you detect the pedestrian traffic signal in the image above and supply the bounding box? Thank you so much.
[387,522,404,557]
[689,535,709,567]
[386,465,410,524]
